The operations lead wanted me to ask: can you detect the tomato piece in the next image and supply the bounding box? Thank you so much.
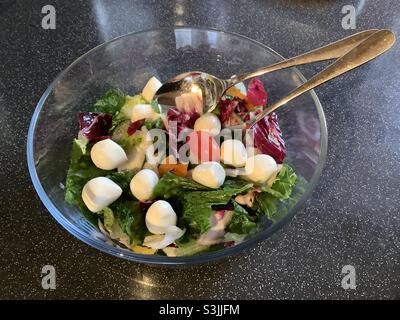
[187,131,220,163]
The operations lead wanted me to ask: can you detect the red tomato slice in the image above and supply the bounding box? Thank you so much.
[187,131,220,163]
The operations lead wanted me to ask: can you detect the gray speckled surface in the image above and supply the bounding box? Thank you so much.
[1,0,399,299]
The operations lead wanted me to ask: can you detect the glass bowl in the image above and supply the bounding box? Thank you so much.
[27,27,327,265]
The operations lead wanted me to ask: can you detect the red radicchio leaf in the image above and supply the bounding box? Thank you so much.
[218,97,248,125]
[218,98,238,123]
[127,119,145,136]
[92,135,111,142]
[247,78,268,107]
[252,113,286,163]
[166,108,200,159]
[78,112,112,142]
[167,107,200,135]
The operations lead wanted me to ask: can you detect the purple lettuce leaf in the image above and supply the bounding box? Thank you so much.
[252,113,286,163]
[247,78,268,107]
[78,112,112,142]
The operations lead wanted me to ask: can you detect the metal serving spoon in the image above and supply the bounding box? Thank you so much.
[155,29,379,112]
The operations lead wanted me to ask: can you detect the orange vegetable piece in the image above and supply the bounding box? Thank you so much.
[226,87,247,100]
[158,163,189,177]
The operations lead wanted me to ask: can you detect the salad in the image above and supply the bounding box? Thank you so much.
[64,76,298,256]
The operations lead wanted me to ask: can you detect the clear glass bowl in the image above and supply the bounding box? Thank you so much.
[27,27,327,265]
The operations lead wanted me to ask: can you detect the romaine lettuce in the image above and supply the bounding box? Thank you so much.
[108,200,146,245]
[112,120,143,152]
[182,181,254,234]
[162,239,209,257]
[65,139,107,224]
[227,202,257,235]
[260,164,297,199]
[253,164,298,222]
[152,172,210,199]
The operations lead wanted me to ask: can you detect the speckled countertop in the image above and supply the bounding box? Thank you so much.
[0,0,399,299]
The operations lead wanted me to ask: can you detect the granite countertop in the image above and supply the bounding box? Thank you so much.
[1,0,399,299]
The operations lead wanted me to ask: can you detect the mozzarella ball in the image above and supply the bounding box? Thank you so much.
[220,139,248,168]
[142,76,162,102]
[131,104,159,122]
[91,139,128,170]
[245,154,278,183]
[192,161,226,189]
[82,177,122,213]
[130,169,159,201]
[194,113,221,136]
[146,200,177,234]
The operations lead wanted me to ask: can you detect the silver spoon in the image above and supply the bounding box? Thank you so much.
[155,29,379,112]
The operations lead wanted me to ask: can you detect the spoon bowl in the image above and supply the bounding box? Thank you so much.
[155,71,226,113]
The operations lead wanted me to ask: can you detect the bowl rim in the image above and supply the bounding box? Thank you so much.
[27,26,328,265]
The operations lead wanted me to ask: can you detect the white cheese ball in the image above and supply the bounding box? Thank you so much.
[90,139,128,170]
[194,113,221,136]
[192,161,226,189]
[131,104,159,122]
[82,177,122,213]
[130,169,159,201]
[142,76,162,102]
[220,139,248,168]
[245,154,278,183]
[145,200,177,234]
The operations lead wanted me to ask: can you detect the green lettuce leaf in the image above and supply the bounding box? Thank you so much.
[112,120,143,152]
[253,192,278,221]
[99,207,130,246]
[101,199,145,244]
[261,164,297,199]
[163,239,209,257]
[145,118,164,130]
[106,170,135,193]
[150,100,161,113]
[253,164,298,222]
[107,200,146,245]
[152,172,210,199]
[70,138,87,165]
[151,173,254,234]
[222,178,253,195]
[65,139,107,224]
[65,140,106,206]
[227,202,257,235]
[101,207,115,229]
[182,181,254,234]
[92,89,126,115]
[111,111,128,132]
[65,139,138,227]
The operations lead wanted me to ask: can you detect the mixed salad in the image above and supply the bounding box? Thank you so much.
[64,76,298,256]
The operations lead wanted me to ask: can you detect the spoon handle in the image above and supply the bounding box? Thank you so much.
[226,29,379,87]
[248,30,395,127]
